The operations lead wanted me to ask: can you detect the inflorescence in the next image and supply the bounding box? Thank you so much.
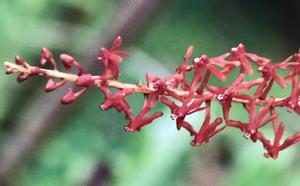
[4,36,300,159]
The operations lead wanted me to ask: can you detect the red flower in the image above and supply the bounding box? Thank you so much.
[14,56,31,82]
[123,94,163,132]
[124,111,163,132]
[166,46,193,90]
[282,51,300,82]
[61,88,88,105]
[193,55,226,83]
[280,131,300,152]
[40,48,57,69]
[245,98,275,136]
[60,54,84,75]
[226,98,276,140]
[254,63,286,100]
[123,74,167,132]
[161,87,210,138]
[255,123,284,159]
[45,79,66,92]
[230,43,270,75]
[98,36,129,80]
[98,85,134,121]
[191,101,225,146]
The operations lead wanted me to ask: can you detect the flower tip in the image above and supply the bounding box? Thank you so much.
[112,36,122,49]
[123,125,135,133]
[41,48,52,58]
[60,54,74,65]
[45,79,56,92]
[200,55,209,64]
[245,67,253,75]
[146,72,153,82]
[17,73,29,82]
[191,140,202,147]
[156,112,164,117]
[257,66,264,72]
[99,100,114,110]
[99,104,106,110]
[185,45,194,57]
[146,73,158,87]
[238,43,245,48]
[219,75,227,82]
[193,57,201,63]
[216,118,223,124]
[61,88,76,105]
[15,55,24,65]
[263,153,270,158]
[231,47,238,52]
[5,68,14,74]
[100,48,106,53]
[40,58,47,65]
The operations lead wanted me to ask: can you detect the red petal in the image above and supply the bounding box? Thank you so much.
[113,50,130,57]
[206,85,225,94]
[109,53,123,63]
[240,56,253,75]
[112,36,122,49]
[184,45,194,65]
[207,64,226,82]
[246,53,270,65]
[280,131,300,150]
[41,48,53,59]
[272,73,286,88]
[15,56,25,65]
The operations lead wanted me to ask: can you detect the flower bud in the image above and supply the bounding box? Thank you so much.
[60,54,74,66]
[75,74,93,86]
[61,88,76,105]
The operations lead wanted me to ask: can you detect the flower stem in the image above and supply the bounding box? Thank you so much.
[3,61,298,106]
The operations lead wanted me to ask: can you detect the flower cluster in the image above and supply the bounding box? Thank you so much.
[4,36,300,159]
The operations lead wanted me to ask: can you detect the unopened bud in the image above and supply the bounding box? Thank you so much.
[61,88,76,105]
[60,54,74,66]
[76,74,93,86]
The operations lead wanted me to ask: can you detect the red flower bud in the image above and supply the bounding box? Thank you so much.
[61,88,88,105]
[15,55,25,65]
[40,48,57,69]
[45,79,66,92]
[76,74,94,86]
[112,36,122,50]
[5,68,14,74]
[60,54,75,66]
[61,88,76,105]
[17,73,29,82]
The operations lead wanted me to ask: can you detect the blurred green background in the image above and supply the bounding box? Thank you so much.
[1,0,300,186]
